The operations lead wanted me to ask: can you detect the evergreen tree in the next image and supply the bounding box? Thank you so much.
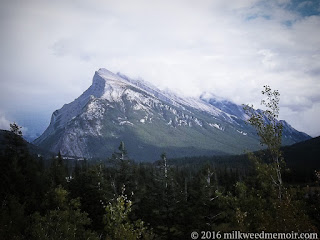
[0,123,50,238]
[69,163,111,234]
[118,141,127,161]
[30,186,99,240]
[106,141,135,195]
[49,152,68,187]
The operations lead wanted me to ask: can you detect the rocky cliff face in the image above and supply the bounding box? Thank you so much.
[33,68,310,161]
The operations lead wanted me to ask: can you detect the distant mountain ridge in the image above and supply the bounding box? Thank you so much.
[33,68,310,161]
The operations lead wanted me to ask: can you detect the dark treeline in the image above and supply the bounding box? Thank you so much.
[167,139,320,185]
[0,128,319,240]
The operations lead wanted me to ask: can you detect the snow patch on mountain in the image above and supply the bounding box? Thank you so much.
[84,100,105,120]
[237,130,248,136]
[209,123,224,131]
[194,118,203,127]
[119,120,134,126]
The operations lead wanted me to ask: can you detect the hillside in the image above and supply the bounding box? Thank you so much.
[0,130,53,159]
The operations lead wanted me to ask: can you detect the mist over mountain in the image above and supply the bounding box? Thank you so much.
[33,68,310,161]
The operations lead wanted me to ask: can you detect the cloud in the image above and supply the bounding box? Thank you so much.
[0,112,28,136]
[298,1,313,9]
[0,0,319,136]
[0,113,11,130]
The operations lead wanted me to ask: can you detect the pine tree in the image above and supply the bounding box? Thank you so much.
[49,152,68,187]
[69,164,111,233]
[31,186,99,240]
[118,141,127,161]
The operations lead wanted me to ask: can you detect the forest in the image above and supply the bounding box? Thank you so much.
[1,87,319,239]
[1,128,320,239]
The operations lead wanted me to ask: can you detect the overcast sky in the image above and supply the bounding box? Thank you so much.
[0,0,320,139]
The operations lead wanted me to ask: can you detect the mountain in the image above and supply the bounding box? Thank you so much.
[33,68,310,161]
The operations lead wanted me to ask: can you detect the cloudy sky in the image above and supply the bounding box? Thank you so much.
[0,0,320,139]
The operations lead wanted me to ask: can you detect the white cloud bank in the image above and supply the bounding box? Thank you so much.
[0,113,11,130]
[0,0,319,136]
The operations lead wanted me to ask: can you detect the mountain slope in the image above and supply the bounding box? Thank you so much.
[0,130,53,159]
[167,136,320,183]
[33,68,310,161]
[282,136,320,173]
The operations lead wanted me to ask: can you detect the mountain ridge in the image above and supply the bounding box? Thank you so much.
[33,68,310,161]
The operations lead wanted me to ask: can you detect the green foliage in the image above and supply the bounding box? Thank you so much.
[118,141,127,159]
[228,86,319,231]
[30,186,99,240]
[0,195,26,240]
[49,152,68,187]
[1,120,319,239]
[244,85,284,199]
[226,172,317,232]
[0,124,50,239]
[244,86,282,150]
[10,122,23,136]
[68,163,111,233]
[104,185,154,240]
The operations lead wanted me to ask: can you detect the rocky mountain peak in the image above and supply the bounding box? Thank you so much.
[33,68,311,161]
